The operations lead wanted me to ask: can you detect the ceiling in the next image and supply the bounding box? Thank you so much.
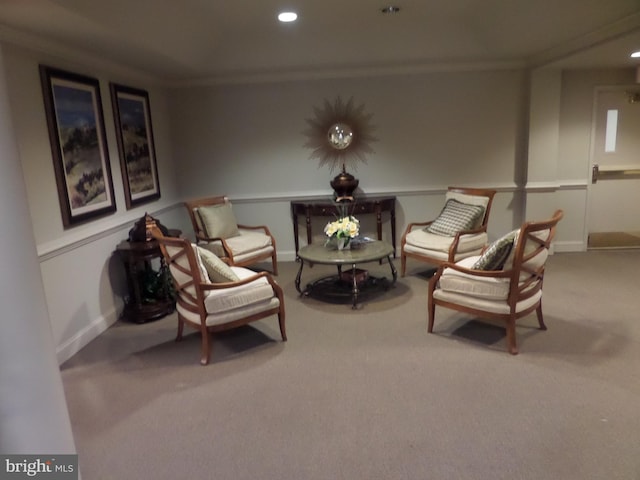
[1,0,640,84]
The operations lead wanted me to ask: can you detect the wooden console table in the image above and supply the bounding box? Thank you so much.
[291,196,396,258]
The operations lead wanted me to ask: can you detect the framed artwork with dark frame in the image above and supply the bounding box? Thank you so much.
[39,65,116,228]
[110,83,160,209]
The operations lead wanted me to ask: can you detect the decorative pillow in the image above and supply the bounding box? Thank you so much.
[196,202,240,239]
[426,199,485,236]
[196,246,240,283]
[472,229,518,271]
[191,243,212,282]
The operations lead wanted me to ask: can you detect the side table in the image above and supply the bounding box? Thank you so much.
[116,229,181,323]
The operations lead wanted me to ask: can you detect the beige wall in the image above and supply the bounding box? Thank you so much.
[0,44,76,455]
[526,67,636,250]
[2,43,187,363]
[170,70,527,197]
[1,37,636,363]
[169,69,529,250]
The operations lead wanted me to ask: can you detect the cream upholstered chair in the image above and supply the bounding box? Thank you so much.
[401,187,496,276]
[152,228,286,365]
[185,195,278,275]
[427,209,563,355]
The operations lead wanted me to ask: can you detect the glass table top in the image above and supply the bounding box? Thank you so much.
[297,240,393,265]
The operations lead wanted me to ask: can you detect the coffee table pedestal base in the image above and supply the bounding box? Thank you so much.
[300,273,392,309]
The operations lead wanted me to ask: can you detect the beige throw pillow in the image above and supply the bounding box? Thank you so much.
[196,246,240,283]
[197,202,240,239]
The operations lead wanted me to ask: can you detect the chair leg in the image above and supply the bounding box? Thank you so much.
[401,252,407,277]
[427,303,436,333]
[200,329,211,365]
[278,311,287,341]
[536,303,547,330]
[427,279,436,333]
[272,252,279,276]
[506,318,518,355]
[176,316,184,342]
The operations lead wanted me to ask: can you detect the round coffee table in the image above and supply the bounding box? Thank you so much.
[295,240,397,309]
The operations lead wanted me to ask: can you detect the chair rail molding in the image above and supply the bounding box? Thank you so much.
[524,180,588,192]
[37,202,183,261]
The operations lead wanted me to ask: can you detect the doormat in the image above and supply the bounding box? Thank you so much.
[588,231,640,249]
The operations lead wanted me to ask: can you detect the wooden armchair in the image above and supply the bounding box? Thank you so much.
[185,195,278,275]
[427,209,563,355]
[152,228,286,365]
[401,187,496,276]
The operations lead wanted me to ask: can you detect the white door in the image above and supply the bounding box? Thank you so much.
[588,88,640,248]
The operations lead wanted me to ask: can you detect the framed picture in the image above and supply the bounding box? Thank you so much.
[39,65,116,228]
[110,83,160,209]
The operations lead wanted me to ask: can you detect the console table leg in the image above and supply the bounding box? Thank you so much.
[295,260,305,295]
[292,209,300,259]
[387,255,397,285]
[391,208,397,257]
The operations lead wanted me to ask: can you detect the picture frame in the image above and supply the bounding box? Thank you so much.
[109,83,160,209]
[39,65,116,228]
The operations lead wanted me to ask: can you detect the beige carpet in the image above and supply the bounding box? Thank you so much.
[60,251,640,480]
[588,231,640,249]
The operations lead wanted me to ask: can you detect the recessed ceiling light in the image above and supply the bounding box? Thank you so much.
[278,11,297,22]
[631,51,640,58]
[381,6,400,14]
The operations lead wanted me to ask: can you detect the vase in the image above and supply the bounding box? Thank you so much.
[337,237,350,250]
[330,168,359,202]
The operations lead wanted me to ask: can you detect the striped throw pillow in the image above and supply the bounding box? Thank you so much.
[426,199,485,237]
[472,229,518,270]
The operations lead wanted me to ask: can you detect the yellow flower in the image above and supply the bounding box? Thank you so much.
[324,215,360,239]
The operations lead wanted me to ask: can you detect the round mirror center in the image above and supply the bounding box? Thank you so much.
[327,123,353,150]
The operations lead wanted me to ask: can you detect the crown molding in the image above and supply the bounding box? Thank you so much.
[173,60,526,88]
[0,23,528,88]
[0,24,161,86]
[528,12,640,68]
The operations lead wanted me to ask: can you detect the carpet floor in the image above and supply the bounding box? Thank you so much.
[60,251,640,480]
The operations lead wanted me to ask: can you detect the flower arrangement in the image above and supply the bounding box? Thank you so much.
[324,215,360,249]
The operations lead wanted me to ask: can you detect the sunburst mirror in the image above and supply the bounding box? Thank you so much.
[303,96,377,200]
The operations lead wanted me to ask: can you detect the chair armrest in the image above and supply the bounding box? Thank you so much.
[453,224,487,237]
[236,224,277,259]
[401,221,434,244]
[196,232,223,242]
[447,225,488,260]
[200,271,284,301]
[199,270,271,290]
[237,224,274,236]
[439,261,512,278]
[404,220,485,240]
[430,260,509,295]
[405,220,433,231]
[195,234,235,262]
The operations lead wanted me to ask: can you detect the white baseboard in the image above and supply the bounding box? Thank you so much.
[56,308,119,365]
